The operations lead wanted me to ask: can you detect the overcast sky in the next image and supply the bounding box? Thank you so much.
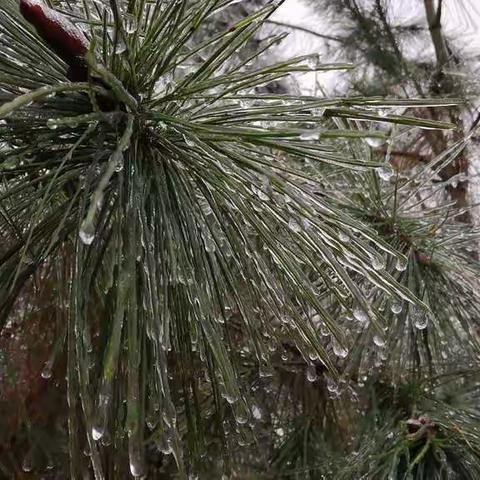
[267,0,480,94]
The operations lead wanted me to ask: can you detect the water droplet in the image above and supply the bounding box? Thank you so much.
[371,255,386,271]
[259,364,274,378]
[234,409,249,425]
[320,324,330,337]
[239,98,250,109]
[395,257,408,271]
[353,308,368,324]
[183,134,196,147]
[306,365,317,382]
[115,40,127,54]
[288,218,301,233]
[373,335,386,347]
[339,232,350,243]
[332,339,348,358]
[414,315,428,330]
[129,458,145,478]
[47,119,59,129]
[299,130,319,141]
[411,307,428,330]
[365,136,385,148]
[378,164,394,181]
[41,363,52,379]
[306,54,318,70]
[221,393,238,405]
[79,219,95,245]
[391,302,403,314]
[124,14,138,34]
[252,405,262,420]
[202,232,216,252]
[326,377,338,393]
[22,452,33,472]
[115,160,124,172]
[92,425,104,441]
[255,188,269,202]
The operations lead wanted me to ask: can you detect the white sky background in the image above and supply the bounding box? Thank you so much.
[264,0,480,94]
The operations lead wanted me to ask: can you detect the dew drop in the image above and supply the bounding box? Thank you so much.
[339,232,350,243]
[239,98,250,109]
[183,134,196,147]
[411,307,428,330]
[306,365,317,382]
[365,136,385,148]
[353,308,368,324]
[371,255,386,271]
[256,189,269,202]
[129,458,145,478]
[395,257,408,272]
[299,130,319,141]
[259,363,274,378]
[47,119,59,129]
[252,405,262,420]
[332,339,348,358]
[221,393,238,405]
[115,40,127,54]
[373,335,386,347]
[391,302,403,314]
[306,54,318,70]
[378,164,394,181]
[288,218,301,233]
[326,377,338,393]
[79,219,95,245]
[22,452,33,472]
[234,409,249,425]
[92,425,104,441]
[124,14,138,34]
[414,315,428,330]
[41,364,52,379]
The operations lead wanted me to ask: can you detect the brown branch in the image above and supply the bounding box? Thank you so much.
[424,0,449,67]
